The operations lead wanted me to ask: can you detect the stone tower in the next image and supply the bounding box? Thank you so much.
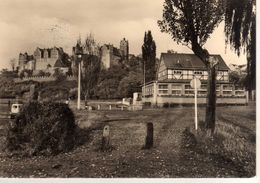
[120,38,129,60]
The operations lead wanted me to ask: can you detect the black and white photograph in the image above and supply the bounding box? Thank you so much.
[0,0,257,182]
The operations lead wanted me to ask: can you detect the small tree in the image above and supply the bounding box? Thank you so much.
[158,0,224,134]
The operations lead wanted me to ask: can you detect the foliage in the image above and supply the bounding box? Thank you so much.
[95,64,128,99]
[229,71,247,87]
[40,86,69,102]
[158,0,224,48]
[118,71,143,98]
[81,55,101,100]
[5,102,76,156]
[19,69,33,78]
[53,68,66,82]
[224,0,255,55]
[0,70,17,98]
[142,31,156,82]
[224,0,256,91]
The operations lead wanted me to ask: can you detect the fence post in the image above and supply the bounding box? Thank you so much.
[101,125,110,151]
[144,122,153,149]
[97,104,101,110]
[109,105,112,110]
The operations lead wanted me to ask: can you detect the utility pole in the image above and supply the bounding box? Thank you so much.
[143,59,146,102]
[77,57,81,110]
[75,39,83,110]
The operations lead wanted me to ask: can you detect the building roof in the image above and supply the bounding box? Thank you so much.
[160,53,229,71]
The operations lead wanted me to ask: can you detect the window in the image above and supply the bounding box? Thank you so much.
[235,85,245,96]
[184,84,194,96]
[198,91,207,96]
[223,91,232,96]
[235,91,245,96]
[159,84,168,89]
[200,84,207,90]
[194,71,203,75]
[159,90,168,94]
[223,84,233,91]
[158,84,168,95]
[223,84,233,96]
[171,84,182,96]
[185,85,192,90]
[185,90,194,95]
[174,70,182,74]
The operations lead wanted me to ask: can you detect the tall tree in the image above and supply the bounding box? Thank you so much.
[158,0,224,134]
[81,55,100,100]
[224,0,256,98]
[142,31,156,82]
[80,34,101,101]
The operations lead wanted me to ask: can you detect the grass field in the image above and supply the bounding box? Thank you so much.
[0,103,256,178]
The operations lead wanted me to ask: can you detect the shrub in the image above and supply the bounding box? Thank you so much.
[163,102,169,108]
[5,101,76,156]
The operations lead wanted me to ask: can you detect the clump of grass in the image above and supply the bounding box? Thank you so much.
[188,119,255,176]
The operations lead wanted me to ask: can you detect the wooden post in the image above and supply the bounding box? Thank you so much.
[101,125,110,151]
[144,122,153,149]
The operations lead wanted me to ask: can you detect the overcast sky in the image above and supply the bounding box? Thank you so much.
[0,0,247,70]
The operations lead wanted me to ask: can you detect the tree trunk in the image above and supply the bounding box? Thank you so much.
[205,65,217,135]
[191,42,217,135]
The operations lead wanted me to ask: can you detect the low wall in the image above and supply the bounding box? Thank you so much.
[143,95,247,106]
[14,76,77,83]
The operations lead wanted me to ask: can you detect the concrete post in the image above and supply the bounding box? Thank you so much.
[101,125,110,151]
[144,122,154,149]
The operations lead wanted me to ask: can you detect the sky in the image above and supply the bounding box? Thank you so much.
[0,0,247,70]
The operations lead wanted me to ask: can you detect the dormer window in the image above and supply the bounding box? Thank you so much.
[194,71,203,75]
[173,70,182,74]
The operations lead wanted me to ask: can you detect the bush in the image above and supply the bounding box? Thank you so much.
[5,102,76,156]
[163,102,170,108]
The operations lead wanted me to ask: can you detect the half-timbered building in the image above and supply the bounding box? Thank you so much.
[142,53,246,106]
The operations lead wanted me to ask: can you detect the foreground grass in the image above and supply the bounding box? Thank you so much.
[0,105,256,178]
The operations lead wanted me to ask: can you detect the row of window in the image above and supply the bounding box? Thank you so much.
[157,84,244,96]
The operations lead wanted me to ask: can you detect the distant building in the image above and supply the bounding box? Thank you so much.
[18,47,70,75]
[72,37,129,70]
[142,53,246,106]
[18,52,34,71]
[101,38,129,69]
[120,38,129,60]
[100,44,122,69]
